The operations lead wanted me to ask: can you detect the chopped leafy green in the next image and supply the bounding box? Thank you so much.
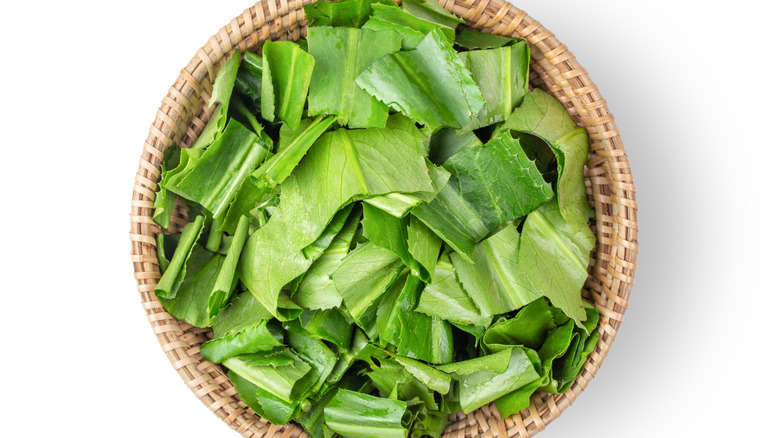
[261,41,315,132]
[307,27,402,128]
[150,9,603,434]
[356,28,484,129]
[324,389,410,438]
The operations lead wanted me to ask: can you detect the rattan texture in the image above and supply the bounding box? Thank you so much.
[129,0,638,436]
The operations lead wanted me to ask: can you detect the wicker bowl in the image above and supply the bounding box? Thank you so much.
[130,0,638,436]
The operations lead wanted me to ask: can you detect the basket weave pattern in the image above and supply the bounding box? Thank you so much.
[129,1,638,436]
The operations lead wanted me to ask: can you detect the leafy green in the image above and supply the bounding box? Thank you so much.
[304,0,394,28]
[261,41,315,132]
[503,88,595,239]
[207,214,249,318]
[233,51,263,112]
[201,320,283,363]
[307,27,402,128]
[324,389,410,438]
[212,291,273,339]
[363,4,455,49]
[223,349,312,404]
[152,146,181,230]
[458,347,541,414]
[177,119,269,219]
[192,50,242,149]
[455,29,516,50]
[458,41,529,132]
[401,0,464,30]
[412,131,553,257]
[428,128,481,166]
[356,28,484,129]
[416,253,490,327]
[157,244,224,327]
[154,215,205,299]
[482,298,557,352]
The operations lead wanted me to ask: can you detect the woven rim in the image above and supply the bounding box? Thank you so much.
[129,1,638,436]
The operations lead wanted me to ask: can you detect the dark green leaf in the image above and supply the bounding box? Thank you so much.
[299,308,354,349]
[234,51,263,112]
[483,298,557,352]
[401,0,464,30]
[212,291,273,339]
[428,128,482,166]
[363,4,455,49]
[207,215,250,318]
[455,29,516,50]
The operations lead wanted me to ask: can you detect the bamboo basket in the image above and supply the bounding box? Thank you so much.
[129,0,638,436]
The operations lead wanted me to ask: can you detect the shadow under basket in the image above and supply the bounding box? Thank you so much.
[129,0,638,436]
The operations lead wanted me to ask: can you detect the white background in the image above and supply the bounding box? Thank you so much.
[0,0,778,436]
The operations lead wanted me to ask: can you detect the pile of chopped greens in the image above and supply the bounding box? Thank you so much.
[151,0,600,436]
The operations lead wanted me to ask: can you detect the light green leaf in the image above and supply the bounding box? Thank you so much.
[437,348,514,378]
[177,119,269,218]
[401,0,464,29]
[356,28,484,129]
[201,320,283,363]
[458,348,541,414]
[391,354,451,394]
[452,224,542,317]
[223,349,312,404]
[307,27,402,128]
[154,215,205,299]
[212,291,273,339]
[157,244,224,328]
[303,0,393,28]
[503,88,595,239]
[458,41,530,132]
[207,215,250,318]
[407,215,442,282]
[233,51,263,112]
[519,199,592,324]
[324,389,410,438]
[238,115,432,316]
[228,370,299,425]
[363,4,455,49]
[261,41,315,132]
[416,254,491,327]
[192,50,242,149]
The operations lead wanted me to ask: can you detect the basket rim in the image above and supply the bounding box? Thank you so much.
[129,1,638,437]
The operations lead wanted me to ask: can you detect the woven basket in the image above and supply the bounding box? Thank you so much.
[129,0,638,436]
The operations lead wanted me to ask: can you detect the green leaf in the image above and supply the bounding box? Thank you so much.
[212,291,273,339]
[416,254,491,327]
[365,356,437,410]
[458,41,530,132]
[362,4,451,50]
[152,147,181,230]
[407,215,442,282]
[207,215,250,318]
[299,308,354,349]
[201,320,283,363]
[193,50,242,149]
[238,115,433,316]
[401,0,464,30]
[413,131,553,257]
[294,207,362,310]
[229,370,299,425]
[362,203,436,282]
[503,88,595,239]
[518,199,593,324]
[303,0,393,28]
[154,215,205,299]
[250,114,336,187]
[483,298,557,353]
[437,348,513,378]
[287,323,339,399]
[550,306,600,392]
[223,349,312,403]
[157,244,224,328]
[177,119,269,218]
[261,41,315,132]
[324,389,410,438]
[377,274,454,364]
[332,242,403,325]
[234,51,263,112]
[452,224,542,317]
[455,29,516,50]
[356,28,484,129]
[307,27,402,128]
[428,128,482,166]
[391,354,451,394]
[458,348,541,414]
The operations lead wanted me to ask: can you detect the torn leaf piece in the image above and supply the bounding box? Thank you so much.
[363,4,454,49]
[412,131,553,257]
[177,119,270,219]
[503,88,595,240]
[303,0,394,28]
[324,389,410,438]
[416,253,490,327]
[455,29,517,50]
[307,27,402,128]
[154,215,205,299]
[458,347,541,414]
[356,28,484,129]
[201,320,283,363]
[458,41,530,132]
[192,49,242,149]
[261,41,315,132]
